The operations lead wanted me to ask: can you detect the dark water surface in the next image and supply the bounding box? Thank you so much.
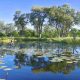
[0,42,80,80]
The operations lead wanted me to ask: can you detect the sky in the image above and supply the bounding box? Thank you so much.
[0,0,80,29]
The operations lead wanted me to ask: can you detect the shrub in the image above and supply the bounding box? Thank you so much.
[7,31,19,37]
[0,32,6,37]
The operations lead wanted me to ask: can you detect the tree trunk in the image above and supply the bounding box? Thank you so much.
[21,26,24,36]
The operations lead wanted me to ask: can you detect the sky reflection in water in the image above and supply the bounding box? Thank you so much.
[0,42,80,80]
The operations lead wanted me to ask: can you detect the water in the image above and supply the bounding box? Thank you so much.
[0,42,80,80]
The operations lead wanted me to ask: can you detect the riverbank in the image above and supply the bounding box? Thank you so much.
[14,37,80,44]
[0,37,16,43]
[0,37,80,44]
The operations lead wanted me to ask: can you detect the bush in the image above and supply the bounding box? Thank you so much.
[7,31,19,37]
[0,32,6,37]
[18,30,36,37]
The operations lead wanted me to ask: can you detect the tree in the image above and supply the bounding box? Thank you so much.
[13,11,29,36]
[7,31,19,37]
[70,28,78,40]
[48,5,74,37]
[42,25,57,38]
[5,23,15,35]
[0,21,5,33]
[30,6,46,38]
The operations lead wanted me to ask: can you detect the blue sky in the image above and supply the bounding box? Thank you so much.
[0,0,80,23]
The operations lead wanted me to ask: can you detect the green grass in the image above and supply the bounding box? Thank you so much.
[14,37,80,44]
[0,37,15,43]
[50,37,80,44]
[0,37,80,44]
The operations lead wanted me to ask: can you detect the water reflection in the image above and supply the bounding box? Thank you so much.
[0,42,80,75]
[14,52,26,68]
[13,48,80,75]
[32,61,76,74]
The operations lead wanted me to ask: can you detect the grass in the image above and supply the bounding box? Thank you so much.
[0,37,16,43]
[0,37,80,44]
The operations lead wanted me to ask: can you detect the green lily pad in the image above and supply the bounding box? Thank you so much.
[0,60,5,64]
[0,79,6,80]
[50,57,63,62]
[66,61,73,64]
[14,66,19,69]
[4,68,12,71]
[0,66,7,69]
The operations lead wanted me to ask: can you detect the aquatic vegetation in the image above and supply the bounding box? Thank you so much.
[0,61,3,64]
[0,79,6,80]
[50,57,63,62]
[3,68,12,71]
[0,66,7,69]
[0,42,80,80]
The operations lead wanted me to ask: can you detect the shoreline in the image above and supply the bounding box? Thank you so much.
[0,37,80,44]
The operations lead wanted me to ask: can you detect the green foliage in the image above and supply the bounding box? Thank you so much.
[5,23,15,34]
[13,11,29,36]
[0,32,6,37]
[30,7,47,38]
[0,21,5,33]
[19,29,35,37]
[42,25,57,38]
[0,4,80,40]
[77,30,80,37]
[48,4,75,37]
[7,31,19,37]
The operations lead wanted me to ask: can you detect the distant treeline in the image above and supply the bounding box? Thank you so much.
[0,4,80,38]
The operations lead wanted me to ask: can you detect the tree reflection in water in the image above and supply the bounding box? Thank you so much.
[14,49,80,75]
[14,50,50,69]
[32,61,75,74]
[14,51,26,68]
[0,42,80,75]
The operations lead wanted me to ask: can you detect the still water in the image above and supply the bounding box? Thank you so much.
[0,42,80,80]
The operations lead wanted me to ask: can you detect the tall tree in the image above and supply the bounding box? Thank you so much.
[0,21,5,33]
[30,6,46,38]
[13,11,29,36]
[5,23,15,35]
[48,4,79,37]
